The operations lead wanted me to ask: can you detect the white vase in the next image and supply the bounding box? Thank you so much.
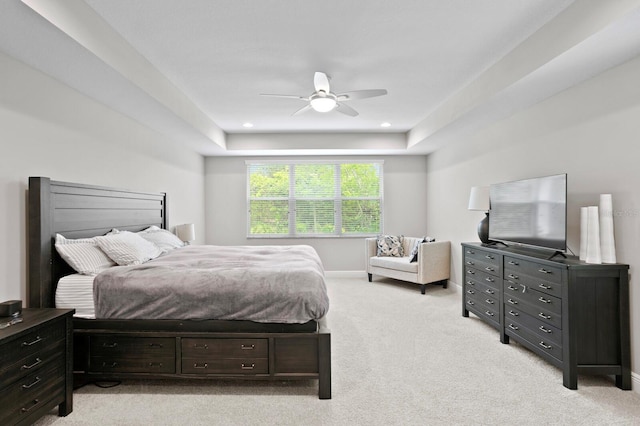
[585,206,602,264]
[599,194,616,263]
[579,207,588,261]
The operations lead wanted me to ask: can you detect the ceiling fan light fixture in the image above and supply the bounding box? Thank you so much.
[310,96,337,113]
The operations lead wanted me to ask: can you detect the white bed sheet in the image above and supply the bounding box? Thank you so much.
[55,273,95,318]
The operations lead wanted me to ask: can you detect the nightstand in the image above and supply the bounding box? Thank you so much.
[0,308,74,425]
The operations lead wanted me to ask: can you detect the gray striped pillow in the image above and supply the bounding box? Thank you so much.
[95,231,163,266]
[55,234,116,275]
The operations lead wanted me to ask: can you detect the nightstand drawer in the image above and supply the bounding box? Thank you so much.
[182,358,268,374]
[0,321,65,366]
[0,338,64,386]
[182,338,268,358]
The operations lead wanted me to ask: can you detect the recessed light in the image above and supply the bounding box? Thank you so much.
[242,122,254,128]
[380,122,391,128]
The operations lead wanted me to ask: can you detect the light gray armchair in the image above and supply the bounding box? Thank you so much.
[366,237,451,294]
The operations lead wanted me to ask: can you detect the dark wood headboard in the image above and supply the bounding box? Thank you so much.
[28,177,167,309]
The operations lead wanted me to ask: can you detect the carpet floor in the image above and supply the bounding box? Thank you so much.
[34,275,640,425]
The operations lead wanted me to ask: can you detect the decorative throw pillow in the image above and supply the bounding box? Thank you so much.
[137,226,184,253]
[376,235,404,257]
[54,234,116,275]
[409,236,436,263]
[95,231,163,266]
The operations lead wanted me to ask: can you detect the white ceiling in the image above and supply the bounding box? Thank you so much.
[2,0,640,156]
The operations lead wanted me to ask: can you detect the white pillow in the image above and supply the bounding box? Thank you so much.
[137,226,184,252]
[54,234,116,275]
[95,231,163,266]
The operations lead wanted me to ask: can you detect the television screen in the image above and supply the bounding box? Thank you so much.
[489,174,567,251]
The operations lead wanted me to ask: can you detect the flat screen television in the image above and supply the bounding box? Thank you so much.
[488,174,567,252]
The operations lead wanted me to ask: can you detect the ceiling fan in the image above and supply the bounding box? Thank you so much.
[260,72,387,117]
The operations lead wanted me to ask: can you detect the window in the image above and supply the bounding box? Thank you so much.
[247,160,383,237]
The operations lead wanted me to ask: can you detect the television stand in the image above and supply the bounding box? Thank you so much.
[547,250,567,260]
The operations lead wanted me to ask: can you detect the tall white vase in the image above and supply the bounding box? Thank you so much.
[579,207,588,261]
[599,194,617,263]
[585,206,602,264]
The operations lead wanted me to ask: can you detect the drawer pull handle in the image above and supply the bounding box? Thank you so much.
[485,255,494,260]
[507,299,518,305]
[241,344,256,350]
[22,376,42,389]
[508,261,519,266]
[102,362,118,368]
[538,268,552,274]
[467,300,475,306]
[467,280,474,286]
[538,312,551,320]
[466,250,475,254]
[466,290,475,295]
[539,341,552,350]
[485,311,495,317]
[485,277,495,283]
[507,285,518,291]
[22,336,43,347]
[193,363,208,369]
[467,270,475,275]
[241,363,255,370]
[508,324,519,330]
[21,399,39,413]
[22,358,42,370]
[149,343,164,348]
[485,267,494,272]
[194,343,209,350]
[484,289,494,295]
[508,274,519,280]
[539,326,552,334]
[538,283,551,290]
[102,342,118,348]
[538,297,551,304]
[508,310,519,317]
[148,362,164,368]
[466,261,475,265]
[485,299,494,305]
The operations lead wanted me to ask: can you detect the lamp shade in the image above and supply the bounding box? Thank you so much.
[175,223,195,242]
[468,186,490,211]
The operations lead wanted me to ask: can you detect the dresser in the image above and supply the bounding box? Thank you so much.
[0,309,74,425]
[462,243,630,390]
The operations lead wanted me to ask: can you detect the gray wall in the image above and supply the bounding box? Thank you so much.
[425,56,640,382]
[0,52,206,303]
[205,155,429,271]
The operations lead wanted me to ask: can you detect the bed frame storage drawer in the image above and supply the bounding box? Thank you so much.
[90,336,175,356]
[182,338,268,358]
[91,357,175,374]
[182,358,269,375]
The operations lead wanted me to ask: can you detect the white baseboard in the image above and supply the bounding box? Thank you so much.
[632,371,640,393]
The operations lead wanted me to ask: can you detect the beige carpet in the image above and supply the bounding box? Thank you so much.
[35,275,640,425]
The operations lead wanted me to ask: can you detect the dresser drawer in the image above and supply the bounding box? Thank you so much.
[0,338,64,386]
[90,357,175,373]
[464,277,499,299]
[504,293,562,329]
[464,257,500,277]
[465,268,500,291]
[503,305,562,346]
[505,316,562,362]
[464,247,500,271]
[182,358,268,374]
[91,336,175,357]
[504,281,561,315]
[0,321,65,366]
[465,297,499,325]
[505,256,563,285]
[182,338,268,358]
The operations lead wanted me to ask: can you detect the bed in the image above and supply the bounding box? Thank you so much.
[28,177,331,399]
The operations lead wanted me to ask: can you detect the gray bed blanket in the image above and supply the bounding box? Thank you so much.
[93,245,329,323]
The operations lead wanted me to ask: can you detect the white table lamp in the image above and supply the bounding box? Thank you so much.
[176,223,195,245]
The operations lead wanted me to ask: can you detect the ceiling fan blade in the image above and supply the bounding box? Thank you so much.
[314,72,331,93]
[260,94,308,100]
[336,89,387,101]
[292,104,313,116]
[335,103,359,117]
